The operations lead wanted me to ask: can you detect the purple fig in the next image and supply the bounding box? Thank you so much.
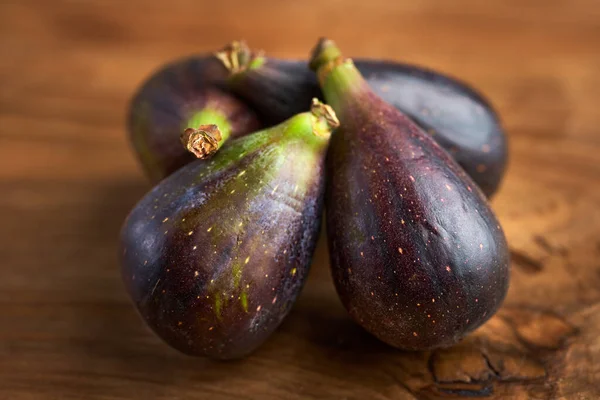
[120,100,338,359]
[128,54,262,182]
[310,39,510,351]
[216,41,507,197]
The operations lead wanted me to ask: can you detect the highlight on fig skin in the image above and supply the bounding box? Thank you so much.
[180,124,223,159]
[310,38,510,351]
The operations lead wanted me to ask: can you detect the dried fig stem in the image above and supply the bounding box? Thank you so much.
[215,41,264,75]
[310,98,339,138]
[181,124,223,159]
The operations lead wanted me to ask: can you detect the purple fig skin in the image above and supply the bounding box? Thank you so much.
[357,60,507,199]
[120,105,336,359]
[128,56,262,182]
[218,45,506,197]
[311,40,510,351]
[228,59,318,126]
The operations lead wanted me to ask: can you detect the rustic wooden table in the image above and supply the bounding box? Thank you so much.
[1,1,599,399]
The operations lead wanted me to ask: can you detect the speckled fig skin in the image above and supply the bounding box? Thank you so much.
[120,104,335,359]
[128,55,261,182]
[356,60,507,198]
[217,42,506,197]
[311,40,510,350]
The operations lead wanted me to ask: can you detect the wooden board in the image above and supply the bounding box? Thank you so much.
[1,0,599,398]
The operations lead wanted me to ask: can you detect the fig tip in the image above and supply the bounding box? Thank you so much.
[310,98,339,137]
[309,37,340,71]
[181,124,223,159]
[215,40,263,75]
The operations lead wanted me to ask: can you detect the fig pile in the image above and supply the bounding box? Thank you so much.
[121,38,510,359]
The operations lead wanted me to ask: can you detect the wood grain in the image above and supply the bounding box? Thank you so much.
[1,0,599,398]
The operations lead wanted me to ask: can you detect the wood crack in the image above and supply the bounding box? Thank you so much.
[510,249,544,273]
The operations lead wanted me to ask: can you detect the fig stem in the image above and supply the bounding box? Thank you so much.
[215,41,265,75]
[308,38,367,111]
[181,124,223,159]
[310,98,339,138]
[309,38,343,72]
[182,108,232,158]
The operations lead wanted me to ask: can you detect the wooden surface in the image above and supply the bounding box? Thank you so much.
[1,0,599,399]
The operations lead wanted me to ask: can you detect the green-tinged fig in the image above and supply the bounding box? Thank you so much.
[128,53,262,182]
[310,39,510,350]
[120,100,338,359]
[216,41,507,197]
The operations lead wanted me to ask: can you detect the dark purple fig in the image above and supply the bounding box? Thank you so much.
[120,100,338,359]
[357,61,507,199]
[310,39,510,351]
[216,42,506,197]
[128,54,262,182]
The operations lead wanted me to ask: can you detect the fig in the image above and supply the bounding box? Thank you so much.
[128,53,262,182]
[120,100,338,359]
[217,42,507,197]
[310,39,510,350]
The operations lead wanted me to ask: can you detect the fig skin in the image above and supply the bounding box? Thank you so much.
[128,55,262,182]
[356,60,507,198]
[311,40,510,351]
[217,43,506,197]
[120,102,337,359]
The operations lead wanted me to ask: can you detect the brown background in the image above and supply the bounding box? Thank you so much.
[1,0,599,399]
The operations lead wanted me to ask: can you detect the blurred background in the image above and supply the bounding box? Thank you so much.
[2,1,599,185]
[1,1,599,399]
